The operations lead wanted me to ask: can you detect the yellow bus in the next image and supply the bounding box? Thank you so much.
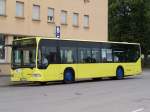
[11,37,142,84]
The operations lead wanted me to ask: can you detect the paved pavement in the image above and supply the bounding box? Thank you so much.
[0,69,150,112]
[0,76,10,86]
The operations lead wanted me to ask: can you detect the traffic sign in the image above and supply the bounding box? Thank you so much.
[56,26,60,38]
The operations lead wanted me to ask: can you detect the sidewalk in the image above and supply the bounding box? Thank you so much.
[0,75,11,86]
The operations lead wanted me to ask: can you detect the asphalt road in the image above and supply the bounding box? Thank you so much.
[0,69,150,112]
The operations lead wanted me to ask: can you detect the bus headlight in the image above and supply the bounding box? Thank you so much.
[32,74,41,78]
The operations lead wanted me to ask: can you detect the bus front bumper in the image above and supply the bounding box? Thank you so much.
[11,74,45,82]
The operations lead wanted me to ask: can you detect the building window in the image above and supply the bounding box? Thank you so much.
[61,10,67,25]
[32,5,40,20]
[48,8,54,23]
[16,1,24,18]
[84,15,89,28]
[73,13,79,27]
[0,35,5,62]
[0,0,6,16]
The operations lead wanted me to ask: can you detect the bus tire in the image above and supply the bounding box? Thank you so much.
[116,67,124,80]
[63,69,75,84]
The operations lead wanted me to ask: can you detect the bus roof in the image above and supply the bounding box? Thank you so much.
[13,37,140,46]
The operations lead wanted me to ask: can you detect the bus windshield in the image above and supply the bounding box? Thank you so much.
[12,39,37,69]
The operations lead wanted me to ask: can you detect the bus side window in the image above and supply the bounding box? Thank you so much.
[60,47,77,64]
[78,49,84,63]
[106,49,113,62]
[127,46,140,62]
[41,46,57,64]
[48,47,57,64]
[114,55,119,62]
[113,50,126,62]
[92,48,100,63]
[78,48,92,63]
[85,49,91,63]
[101,49,107,62]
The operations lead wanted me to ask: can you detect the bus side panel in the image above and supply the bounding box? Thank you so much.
[43,64,62,81]
[76,63,116,79]
[124,58,142,76]
[35,64,78,81]
[122,63,136,76]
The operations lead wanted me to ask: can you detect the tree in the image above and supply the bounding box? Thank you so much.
[109,0,150,56]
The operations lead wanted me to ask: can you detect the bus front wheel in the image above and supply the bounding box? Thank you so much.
[116,67,124,80]
[64,69,75,84]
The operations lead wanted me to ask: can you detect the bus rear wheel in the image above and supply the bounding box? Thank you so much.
[64,69,75,84]
[116,67,124,80]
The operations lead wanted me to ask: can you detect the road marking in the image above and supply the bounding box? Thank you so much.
[132,108,144,112]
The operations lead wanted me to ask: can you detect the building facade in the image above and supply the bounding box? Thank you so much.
[0,0,108,75]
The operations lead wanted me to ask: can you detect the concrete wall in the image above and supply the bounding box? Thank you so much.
[0,0,108,41]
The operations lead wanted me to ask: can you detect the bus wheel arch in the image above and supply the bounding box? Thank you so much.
[116,66,124,80]
[63,67,75,84]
